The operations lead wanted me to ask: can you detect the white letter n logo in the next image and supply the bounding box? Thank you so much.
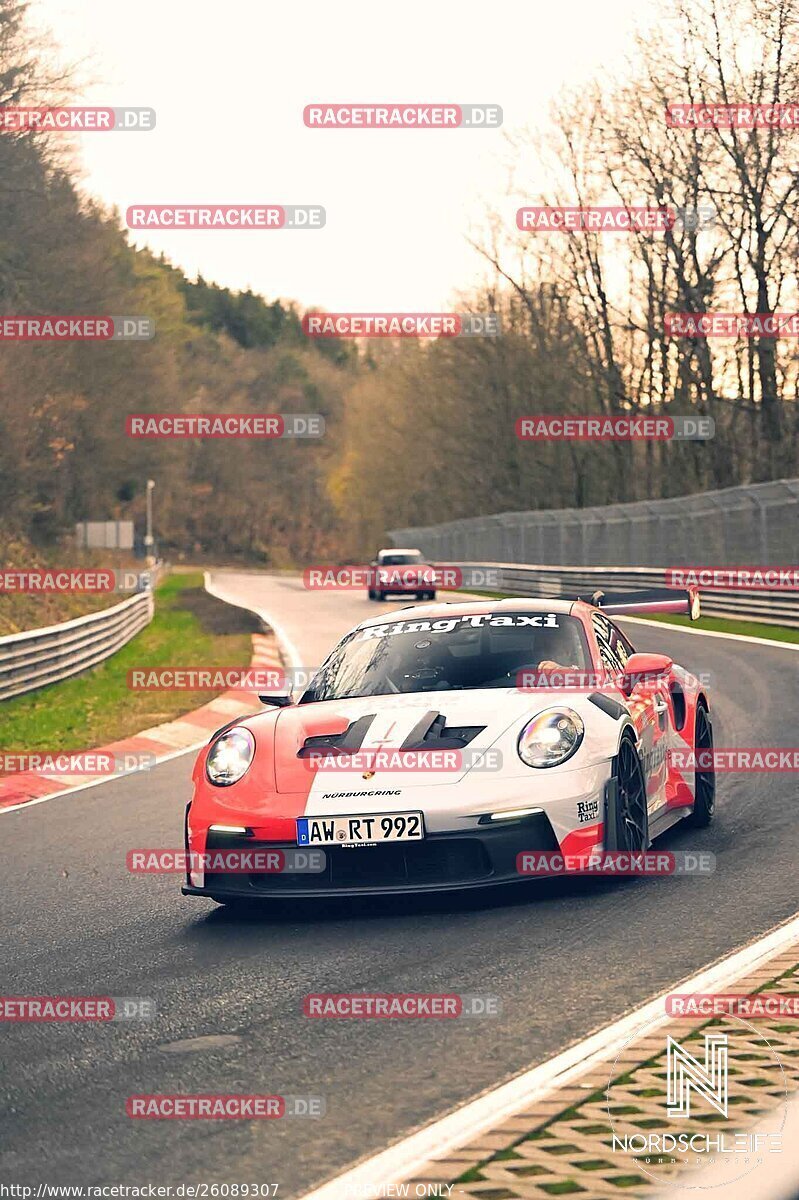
[667,1033,728,1118]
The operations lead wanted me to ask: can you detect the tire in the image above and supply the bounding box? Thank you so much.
[686,702,715,827]
[367,589,376,600]
[613,734,649,851]
[375,591,384,602]
[428,591,436,601]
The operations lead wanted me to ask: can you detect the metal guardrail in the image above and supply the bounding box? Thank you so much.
[443,562,799,627]
[0,589,155,702]
[390,478,799,568]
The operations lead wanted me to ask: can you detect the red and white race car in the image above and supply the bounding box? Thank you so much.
[182,588,713,907]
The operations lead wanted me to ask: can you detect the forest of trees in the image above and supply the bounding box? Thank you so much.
[1,0,797,565]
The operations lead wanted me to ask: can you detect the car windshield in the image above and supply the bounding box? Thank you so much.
[300,612,591,701]
[379,552,422,565]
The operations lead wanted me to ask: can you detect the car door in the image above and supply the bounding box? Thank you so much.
[591,612,668,817]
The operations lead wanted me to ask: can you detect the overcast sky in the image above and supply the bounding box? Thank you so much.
[32,0,657,311]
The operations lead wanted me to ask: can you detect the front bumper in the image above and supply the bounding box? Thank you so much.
[182,811,562,899]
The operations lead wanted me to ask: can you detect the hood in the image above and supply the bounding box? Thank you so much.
[265,689,589,792]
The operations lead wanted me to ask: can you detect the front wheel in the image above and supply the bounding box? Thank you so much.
[613,735,649,851]
[686,703,715,827]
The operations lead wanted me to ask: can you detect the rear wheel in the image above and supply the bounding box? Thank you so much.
[687,702,715,827]
[614,735,649,851]
[367,588,376,600]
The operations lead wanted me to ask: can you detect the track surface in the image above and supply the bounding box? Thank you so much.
[2,572,797,1194]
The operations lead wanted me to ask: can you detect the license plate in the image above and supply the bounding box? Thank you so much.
[296,811,424,847]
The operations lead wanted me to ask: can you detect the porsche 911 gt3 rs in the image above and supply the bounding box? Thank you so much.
[182,589,713,905]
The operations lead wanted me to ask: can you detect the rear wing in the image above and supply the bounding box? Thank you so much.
[576,587,701,621]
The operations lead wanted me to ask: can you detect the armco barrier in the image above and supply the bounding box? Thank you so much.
[439,563,799,627]
[0,589,154,701]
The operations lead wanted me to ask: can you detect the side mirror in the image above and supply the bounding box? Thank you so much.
[621,652,673,694]
[258,692,293,708]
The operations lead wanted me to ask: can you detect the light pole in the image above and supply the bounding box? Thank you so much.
[144,479,156,564]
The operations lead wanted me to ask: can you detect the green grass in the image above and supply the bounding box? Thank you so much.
[633,612,799,644]
[447,590,799,645]
[0,573,257,756]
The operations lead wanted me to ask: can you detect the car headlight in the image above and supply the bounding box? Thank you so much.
[518,708,584,768]
[206,727,255,786]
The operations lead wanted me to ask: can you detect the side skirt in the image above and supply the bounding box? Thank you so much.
[648,805,692,841]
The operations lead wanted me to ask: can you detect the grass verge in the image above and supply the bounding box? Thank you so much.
[446,591,799,645]
[0,573,260,755]
[630,611,799,644]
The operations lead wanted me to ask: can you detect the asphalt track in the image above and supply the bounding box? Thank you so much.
[2,571,798,1194]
